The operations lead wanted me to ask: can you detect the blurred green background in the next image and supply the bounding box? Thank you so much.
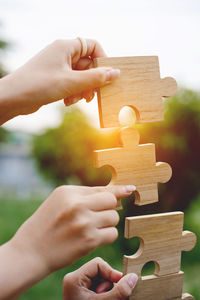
[0,11,200,300]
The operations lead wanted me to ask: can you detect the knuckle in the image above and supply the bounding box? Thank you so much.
[69,200,85,216]
[110,227,119,242]
[78,218,91,232]
[93,257,104,264]
[106,192,117,207]
[112,210,120,225]
[82,232,97,252]
[97,69,107,83]
[54,185,73,196]
[53,39,66,48]
[63,272,75,288]
[63,272,73,282]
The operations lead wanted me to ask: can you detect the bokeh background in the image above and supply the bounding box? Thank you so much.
[0,0,200,299]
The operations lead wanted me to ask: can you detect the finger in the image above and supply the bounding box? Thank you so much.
[96,281,113,293]
[85,192,117,211]
[75,38,107,59]
[64,93,82,106]
[97,227,118,246]
[64,185,136,199]
[92,185,136,199]
[64,89,95,106]
[82,89,95,102]
[73,57,93,70]
[94,210,119,228]
[79,257,122,287]
[86,39,107,58]
[97,274,138,300]
[68,67,120,95]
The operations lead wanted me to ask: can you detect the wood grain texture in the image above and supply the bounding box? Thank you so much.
[94,127,172,209]
[129,272,184,300]
[123,212,196,277]
[94,56,177,128]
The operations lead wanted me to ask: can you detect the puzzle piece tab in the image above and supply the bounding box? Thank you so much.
[94,127,172,208]
[94,56,177,128]
[123,212,196,277]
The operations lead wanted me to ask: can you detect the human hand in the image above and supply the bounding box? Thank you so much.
[11,185,135,276]
[63,257,138,300]
[0,38,120,123]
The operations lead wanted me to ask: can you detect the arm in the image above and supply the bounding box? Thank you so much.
[0,185,135,299]
[63,257,138,300]
[0,38,120,125]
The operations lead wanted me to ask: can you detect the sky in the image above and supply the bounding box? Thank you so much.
[0,0,200,133]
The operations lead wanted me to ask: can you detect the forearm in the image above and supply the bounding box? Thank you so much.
[0,75,19,125]
[0,72,31,125]
[0,239,49,300]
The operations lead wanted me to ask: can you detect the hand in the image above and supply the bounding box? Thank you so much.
[11,185,135,275]
[63,257,138,300]
[0,38,120,124]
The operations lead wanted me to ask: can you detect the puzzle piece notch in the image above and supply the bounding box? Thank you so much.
[123,212,197,277]
[94,56,177,128]
[94,127,172,208]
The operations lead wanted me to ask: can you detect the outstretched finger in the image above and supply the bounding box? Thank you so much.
[92,185,136,199]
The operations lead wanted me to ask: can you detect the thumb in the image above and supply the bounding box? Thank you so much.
[98,273,138,300]
[70,67,120,94]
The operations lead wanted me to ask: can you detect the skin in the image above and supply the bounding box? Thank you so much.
[0,38,120,125]
[63,257,138,300]
[0,38,137,299]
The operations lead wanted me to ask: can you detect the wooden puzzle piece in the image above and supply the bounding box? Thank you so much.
[129,271,184,300]
[94,56,177,128]
[128,272,195,300]
[94,127,172,209]
[123,212,196,277]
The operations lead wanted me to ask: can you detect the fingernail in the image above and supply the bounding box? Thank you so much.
[106,69,120,81]
[124,185,136,193]
[128,274,138,288]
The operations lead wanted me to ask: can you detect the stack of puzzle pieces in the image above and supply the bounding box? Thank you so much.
[93,56,196,299]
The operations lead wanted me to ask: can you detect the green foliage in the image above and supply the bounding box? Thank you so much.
[136,88,200,212]
[0,126,10,143]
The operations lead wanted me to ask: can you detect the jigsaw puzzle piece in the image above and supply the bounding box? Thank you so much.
[129,271,184,300]
[123,212,196,277]
[94,127,172,208]
[94,56,177,128]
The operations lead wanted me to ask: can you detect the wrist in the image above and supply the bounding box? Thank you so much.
[0,73,33,125]
[0,237,50,298]
[0,75,20,124]
[10,233,50,278]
